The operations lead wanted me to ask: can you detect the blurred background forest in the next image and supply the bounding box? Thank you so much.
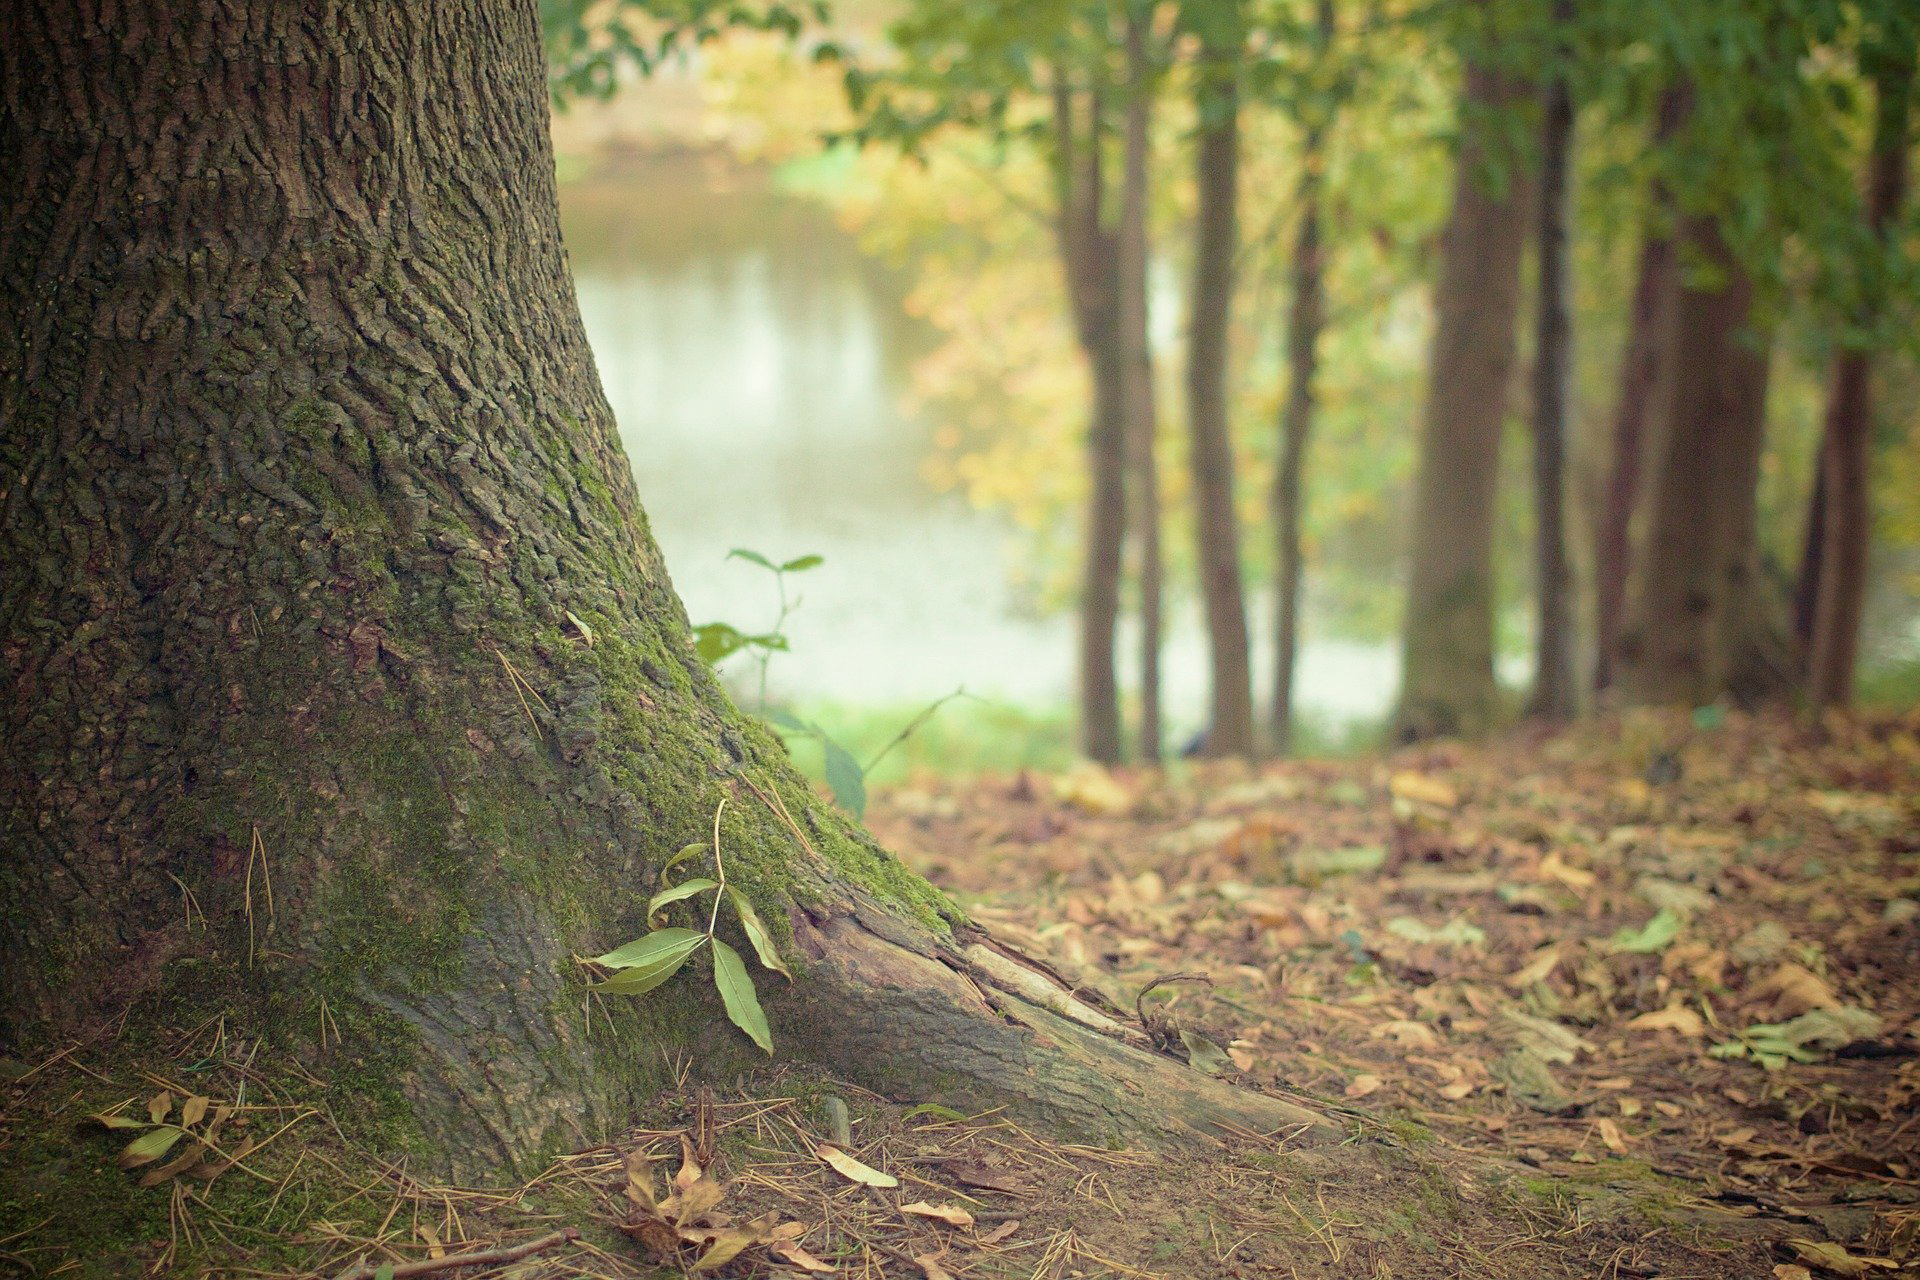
[539,0,1920,777]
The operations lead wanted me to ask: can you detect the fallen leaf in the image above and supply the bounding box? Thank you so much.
[1373,1019,1442,1049]
[1389,771,1458,809]
[1610,908,1683,954]
[1345,1073,1383,1099]
[1538,851,1595,890]
[901,1202,975,1229]
[1773,1267,1814,1280]
[914,1253,957,1280]
[979,1220,1020,1244]
[1750,963,1840,1018]
[817,1145,898,1188]
[1626,1003,1707,1037]
[1596,1117,1628,1154]
[767,1238,836,1272]
[1506,945,1563,988]
[1783,1238,1898,1276]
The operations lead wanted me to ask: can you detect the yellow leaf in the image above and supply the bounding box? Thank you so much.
[1625,1003,1706,1037]
[1389,772,1458,809]
[1784,1238,1898,1276]
[817,1144,898,1188]
[1537,851,1596,890]
[1345,1073,1383,1099]
[1506,945,1563,988]
[1051,763,1134,815]
[901,1202,974,1229]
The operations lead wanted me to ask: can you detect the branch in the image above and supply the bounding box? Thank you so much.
[330,1228,580,1280]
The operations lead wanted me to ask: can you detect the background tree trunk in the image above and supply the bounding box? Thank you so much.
[1394,61,1531,739]
[1271,0,1336,756]
[1053,81,1129,763]
[2,0,1330,1179]
[1617,217,1775,706]
[1121,7,1164,761]
[1592,91,1684,695]
[1527,7,1578,720]
[1808,30,1915,708]
[1185,2,1256,757]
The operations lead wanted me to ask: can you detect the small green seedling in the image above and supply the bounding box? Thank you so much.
[585,798,792,1053]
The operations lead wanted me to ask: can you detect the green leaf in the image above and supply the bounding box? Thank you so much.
[778,554,824,572]
[821,734,867,820]
[693,622,748,665]
[727,548,777,571]
[765,709,813,733]
[726,886,793,981]
[711,939,773,1054]
[591,928,708,996]
[93,1112,149,1130]
[118,1125,187,1169]
[1181,1031,1232,1076]
[902,1103,969,1123]
[661,841,708,880]
[1610,908,1683,954]
[648,878,719,916]
[374,1267,396,1280]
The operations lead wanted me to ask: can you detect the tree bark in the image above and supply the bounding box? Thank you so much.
[1,0,1331,1179]
[1185,2,1256,757]
[1394,61,1532,740]
[1592,91,1684,695]
[1053,79,1130,763]
[1271,0,1336,756]
[1616,217,1775,707]
[1527,7,1577,721]
[1808,30,1915,708]
[1120,7,1164,761]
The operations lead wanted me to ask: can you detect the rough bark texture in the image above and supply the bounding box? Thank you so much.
[1271,28,1332,756]
[1592,91,1683,695]
[1053,81,1128,764]
[1527,25,1577,721]
[1395,62,1531,740]
[1808,32,1914,708]
[1616,218,1775,707]
[1,0,1331,1179]
[1185,14,1256,758]
[1119,11,1163,762]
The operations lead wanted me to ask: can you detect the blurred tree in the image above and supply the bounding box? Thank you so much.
[1526,0,1577,720]
[1184,0,1257,756]
[1270,0,1340,754]
[1807,9,1916,709]
[1395,13,1532,740]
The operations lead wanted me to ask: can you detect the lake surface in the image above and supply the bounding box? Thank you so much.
[559,151,1400,737]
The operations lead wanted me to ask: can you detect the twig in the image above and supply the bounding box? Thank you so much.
[330,1227,580,1280]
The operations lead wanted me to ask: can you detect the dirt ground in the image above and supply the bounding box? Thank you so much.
[2,709,1914,1278]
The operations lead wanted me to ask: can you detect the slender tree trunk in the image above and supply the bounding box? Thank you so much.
[2,0,1330,1180]
[1394,61,1532,740]
[1185,2,1256,756]
[1595,87,1684,694]
[1527,6,1577,720]
[1053,81,1129,763]
[1809,32,1915,708]
[1793,453,1827,654]
[1272,0,1336,756]
[1616,217,1775,706]
[1120,7,1164,761]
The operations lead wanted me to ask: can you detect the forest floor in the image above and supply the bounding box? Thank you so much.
[3,709,1915,1279]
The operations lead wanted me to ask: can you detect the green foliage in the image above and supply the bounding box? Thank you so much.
[542,0,830,103]
[587,807,790,1053]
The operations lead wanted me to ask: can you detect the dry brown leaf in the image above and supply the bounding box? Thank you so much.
[1596,1117,1628,1154]
[1625,1002,1707,1037]
[914,1253,957,1280]
[1506,945,1563,988]
[1345,1073,1383,1099]
[1773,1267,1814,1280]
[1372,1019,1442,1049]
[625,1148,658,1211]
[901,1202,975,1229]
[768,1238,837,1273]
[979,1220,1020,1245]
[180,1095,209,1129]
[147,1090,172,1124]
[1784,1239,1899,1276]
[1751,964,1840,1018]
[817,1144,899,1188]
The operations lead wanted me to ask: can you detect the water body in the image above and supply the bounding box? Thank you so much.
[559,151,1397,737]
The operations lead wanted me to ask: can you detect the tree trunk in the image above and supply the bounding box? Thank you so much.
[1616,217,1775,707]
[1185,3,1256,757]
[1053,80,1130,763]
[1271,0,1336,756]
[1120,7,1164,762]
[1592,91,1684,695]
[1,0,1330,1180]
[1394,61,1532,740]
[1527,8,1577,721]
[1808,32,1915,708]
